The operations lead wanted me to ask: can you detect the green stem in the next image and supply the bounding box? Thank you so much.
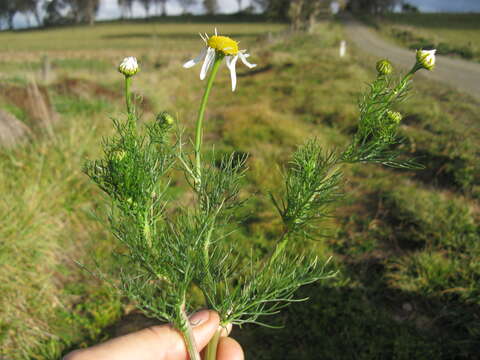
[205,327,222,360]
[194,56,223,190]
[269,229,289,265]
[204,222,215,278]
[179,306,201,360]
[125,75,133,115]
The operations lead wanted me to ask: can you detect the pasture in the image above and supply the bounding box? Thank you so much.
[367,13,480,62]
[0,17,479,359]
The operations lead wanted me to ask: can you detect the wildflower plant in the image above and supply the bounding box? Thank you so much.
[84,33,435,359]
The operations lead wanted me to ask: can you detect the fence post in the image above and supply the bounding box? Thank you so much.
[339,40,347,58]
[41,55,51,83]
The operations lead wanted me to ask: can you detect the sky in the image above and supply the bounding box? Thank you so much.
[406,0,480,12]
[97,0,247,20]
[10,0,480,29]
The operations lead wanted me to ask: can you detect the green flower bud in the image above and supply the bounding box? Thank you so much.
[118,57,139,77]
[376,59,393,76]
[416,49,436,71]
[387,110,402,124]
[113,150,126,161]
[156,111,175,126]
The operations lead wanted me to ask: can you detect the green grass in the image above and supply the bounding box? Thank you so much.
[0,18,479,359]
[0,21,285,52]
[366,13,480,62]
[0,110,122,358]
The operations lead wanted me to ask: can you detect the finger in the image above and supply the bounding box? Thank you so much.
[219,323,233,337]
[161,310,220,360]
[64,310,220,360]
[216,337,244,360]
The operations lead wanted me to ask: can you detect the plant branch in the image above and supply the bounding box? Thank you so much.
[179,304,201,360]
[194,55,223,191]
[205,327,222,360]
[125,76,133,115]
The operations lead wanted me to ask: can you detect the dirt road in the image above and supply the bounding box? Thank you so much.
[343,17,480,99]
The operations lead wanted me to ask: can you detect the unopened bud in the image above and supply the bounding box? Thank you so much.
[118,57,139,77]
[416,49,436,71]
[113,150,126,161]
[376,59,393,76]
[387,110,402,124]
[156,111,175,126]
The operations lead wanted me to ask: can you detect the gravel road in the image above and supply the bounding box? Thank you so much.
[343,17,480,99]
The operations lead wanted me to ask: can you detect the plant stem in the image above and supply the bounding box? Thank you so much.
[269,229,289,264]
[205,327,222,360]
[194,56,223,190]
[179,306,201,360]
[125,75,133,115]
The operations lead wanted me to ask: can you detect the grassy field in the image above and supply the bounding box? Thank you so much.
[363,13,480,62]
[0,17,479,359]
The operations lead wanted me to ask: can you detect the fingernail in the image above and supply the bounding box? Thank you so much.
[189,310,210,327]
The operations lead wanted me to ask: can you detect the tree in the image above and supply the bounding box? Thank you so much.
[84,0,99,24]
[176,0,195,14]
[347,0,399,14]
[0,0,19,29]
[153,0,168,15]
[139,0,152,17]
[203,0,217,14]
[118,0,134,18]
[296,0,328,32]
[288,0,304,30]
[402,2,418,13]
[43,0,66,26]
[13,0,41,27]
[66,0,99,25]
[253,0,291,20]
[236,0,243,12]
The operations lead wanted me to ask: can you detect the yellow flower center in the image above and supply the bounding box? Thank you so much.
[207,35,239,55]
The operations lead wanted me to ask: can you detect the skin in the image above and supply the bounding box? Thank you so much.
[64,310,243,360]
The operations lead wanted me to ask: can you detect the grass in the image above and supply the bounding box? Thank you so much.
[0,21,284,62]
[0,114,121,358]
[0,17,479,359]
[363,13,480,62]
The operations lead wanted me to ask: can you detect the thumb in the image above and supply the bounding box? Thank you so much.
[65,310,220,360]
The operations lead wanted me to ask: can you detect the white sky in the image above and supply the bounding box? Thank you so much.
[97,0,246,20]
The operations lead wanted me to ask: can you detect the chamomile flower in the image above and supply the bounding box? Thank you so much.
[183,28,256,91]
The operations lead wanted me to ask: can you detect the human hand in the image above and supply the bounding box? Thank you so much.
[64,310,243,360]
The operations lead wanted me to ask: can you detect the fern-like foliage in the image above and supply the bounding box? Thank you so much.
[341,71,423,169]
[83,53,429,346]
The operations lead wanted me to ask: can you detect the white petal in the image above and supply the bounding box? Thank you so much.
[200,48,216,80]
[239,52,256,69]
[183,47,207,68]
[226,55,239,91]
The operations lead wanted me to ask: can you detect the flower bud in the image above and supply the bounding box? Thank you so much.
[416,49,436,71]
[376,59,393,76]
[113,150,126,161]
[156,111,175,126]
[387,110,402,124]
[118,57,139,77]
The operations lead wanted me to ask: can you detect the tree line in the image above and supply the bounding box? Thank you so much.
[0,0,403,30]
